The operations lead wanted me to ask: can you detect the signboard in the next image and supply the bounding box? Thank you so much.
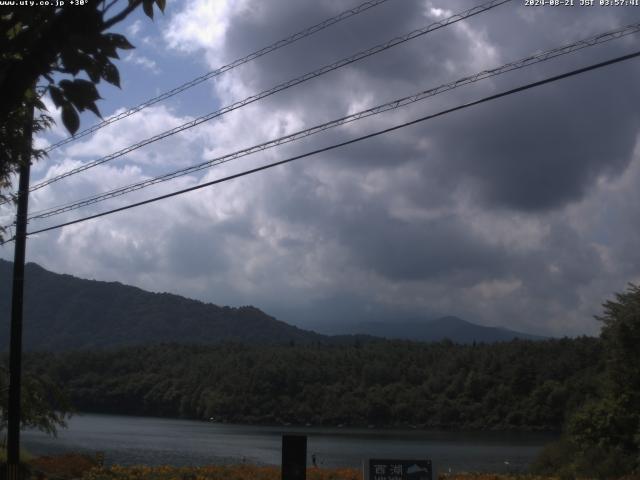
[367,459,432,480]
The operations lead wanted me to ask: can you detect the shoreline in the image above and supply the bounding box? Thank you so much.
[64,410,561,434]
[23,413,554,472]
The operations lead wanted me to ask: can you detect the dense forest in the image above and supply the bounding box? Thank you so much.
[25,337,602,431]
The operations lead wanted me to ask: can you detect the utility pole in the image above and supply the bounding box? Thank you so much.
[5,100,34,480]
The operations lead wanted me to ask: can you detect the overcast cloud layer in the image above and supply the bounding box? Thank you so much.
[2,0,640,337]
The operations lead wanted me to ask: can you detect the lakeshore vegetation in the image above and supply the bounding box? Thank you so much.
[6,284,640,478]
[26,337,601,431]
[23,454,567,480]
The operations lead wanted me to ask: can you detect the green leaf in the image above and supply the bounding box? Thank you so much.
[34,98,47,111]
[60,48,83,75]
[85,60,102,83]
[101,62,120,88]
[100,41,119,59]
[60,79,101,103]
[85,101,101,118]
[58,79,102,118]
[142,0,154,19]
[6,21,22,40]
[49,86,64,108]
[24,88,37,102]
[61,104,79,135]
[155,0,166,12]
[104,33,134,50]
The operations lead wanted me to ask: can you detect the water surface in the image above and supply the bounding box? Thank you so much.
[23,413,556,474]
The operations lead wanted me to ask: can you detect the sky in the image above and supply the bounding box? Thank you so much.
[2,0,640,337]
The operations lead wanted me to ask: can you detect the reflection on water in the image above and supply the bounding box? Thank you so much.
[23,413,556,473]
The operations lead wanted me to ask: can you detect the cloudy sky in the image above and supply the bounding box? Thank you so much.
[2,0,640,337]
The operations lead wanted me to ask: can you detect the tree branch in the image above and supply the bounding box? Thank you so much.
[103,0,143,30]
[102,0,120,15]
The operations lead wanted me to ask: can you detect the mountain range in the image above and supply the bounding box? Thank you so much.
[342,317,545,343]
[0,259,545,351]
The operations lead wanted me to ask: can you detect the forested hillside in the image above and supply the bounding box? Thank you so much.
[0,260,323,350]
[26,337,602,431]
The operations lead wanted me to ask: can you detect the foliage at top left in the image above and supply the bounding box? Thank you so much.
[0,0,166,237]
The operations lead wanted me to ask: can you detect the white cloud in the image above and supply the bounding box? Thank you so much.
[57,104,204,168]
[2,0,638,339]
[164,0,249,63]
[124,51,160,74]
[127,19,143,38]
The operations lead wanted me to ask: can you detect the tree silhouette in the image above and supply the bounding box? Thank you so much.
[0,0,166,224]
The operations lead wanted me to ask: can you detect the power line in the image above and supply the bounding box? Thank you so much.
[26,0,511,193]
[15,49,640,241]
[25,21,640,222]
[44,0,394,153]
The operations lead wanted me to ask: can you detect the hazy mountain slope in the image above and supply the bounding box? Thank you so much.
[349,316,546,343]
[0,260,323,351]
[0,260,544,351]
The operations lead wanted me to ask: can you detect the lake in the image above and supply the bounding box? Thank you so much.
[23,413,556,474]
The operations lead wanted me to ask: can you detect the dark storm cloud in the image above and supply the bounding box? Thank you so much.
[424,58,640,211]
[513,222,605,303]
[222,0,426,82]
[19,0,639,338]
[261,164,509,284]
[163,0,640,334]
[215,0,640,213]
[217,0,503,124]
[165,226,231,276]
[341,210,509,282]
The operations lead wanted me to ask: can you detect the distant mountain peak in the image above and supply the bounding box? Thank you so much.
[343,315,546,343]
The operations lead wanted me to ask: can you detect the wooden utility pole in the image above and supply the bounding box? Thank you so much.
[5,100,34,480]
